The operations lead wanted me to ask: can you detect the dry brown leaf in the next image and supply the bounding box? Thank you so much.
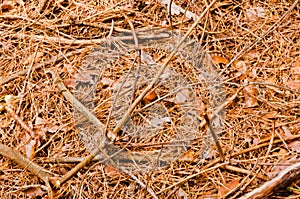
[104,165,120,176]
[143,90,157,102]
[177,188,188,199]
[178,150,195,162]
[282,126,293,138]
[263,111,278,119]
[243,86,259,108]
[64,79,78,88]
[212,55,229,65]
[23,186,46,198]
[218,179,240,197]
[288,141,300,153]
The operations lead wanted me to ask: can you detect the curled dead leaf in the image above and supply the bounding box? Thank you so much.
[178,150,195,162]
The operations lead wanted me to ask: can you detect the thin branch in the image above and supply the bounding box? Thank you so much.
[240,162,300,199]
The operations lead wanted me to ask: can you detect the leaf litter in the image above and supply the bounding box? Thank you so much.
[0,0,300,198]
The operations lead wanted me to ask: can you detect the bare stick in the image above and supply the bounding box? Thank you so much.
[0,31,176,45]
[0,144,55,197]
[240,162,300,199]
[203,113,225,161]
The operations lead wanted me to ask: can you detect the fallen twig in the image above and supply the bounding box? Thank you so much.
[0,144,55,198]
[240,162,300,199]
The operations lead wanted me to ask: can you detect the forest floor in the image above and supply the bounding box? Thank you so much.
[0,0,300,198]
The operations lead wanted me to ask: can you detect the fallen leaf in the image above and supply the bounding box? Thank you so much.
[143,90,157,102]
[104,165,120,177]
[64,78,78,88]
[177,188,188,199]
[141,50,155,64]
[212,55,229,65]
[263,111,278,119]
[219,179,240,197]
[243,86,259,108]
[23,186,46,198]
[288,141,300,153]
[282,126,293,138]
[178,150,195,162]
